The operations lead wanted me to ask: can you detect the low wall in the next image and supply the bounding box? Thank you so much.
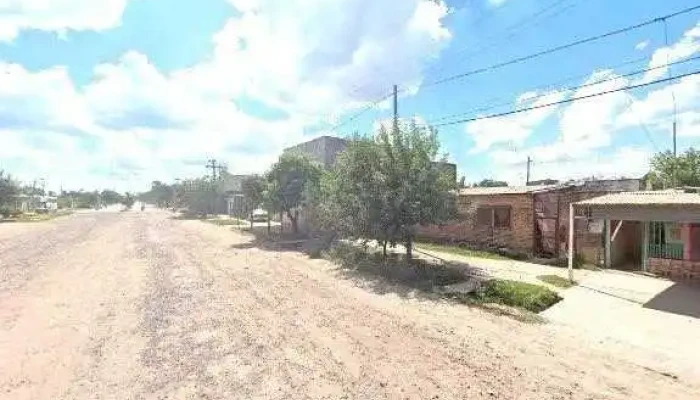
[649,258,700,282]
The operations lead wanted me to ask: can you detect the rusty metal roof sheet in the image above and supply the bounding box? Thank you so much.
[575,191,700,206]
[458,185,555,196]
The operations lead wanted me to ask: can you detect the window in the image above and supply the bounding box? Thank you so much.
[649,222,684,260]
[475,206,512,230]
[494,207,511,229]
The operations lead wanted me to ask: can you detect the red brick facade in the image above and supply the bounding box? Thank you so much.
[416,193,535,254]
[648,258,700,282]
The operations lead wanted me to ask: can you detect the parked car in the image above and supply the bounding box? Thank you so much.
[251,208,268,222]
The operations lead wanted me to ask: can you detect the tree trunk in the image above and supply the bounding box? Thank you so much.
[382,241,388,259]
[267,216,271,234]
[405,237,413,262]
[287,210,299,234]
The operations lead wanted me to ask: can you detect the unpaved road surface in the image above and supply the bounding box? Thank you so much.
[1,210,698,399]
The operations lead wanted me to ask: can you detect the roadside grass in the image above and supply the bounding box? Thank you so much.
[203,218,248,227]
[538,274,576,288]
[323,243,559,317]
[468,279,562,313]
[3,210,73,223]
[416,242,514,261]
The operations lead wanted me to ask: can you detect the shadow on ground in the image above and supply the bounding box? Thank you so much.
[643,283,700,318]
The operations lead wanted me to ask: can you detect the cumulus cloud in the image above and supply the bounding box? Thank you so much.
[465,90,565,152]
[1,0,451,191]
[0,0,131,41]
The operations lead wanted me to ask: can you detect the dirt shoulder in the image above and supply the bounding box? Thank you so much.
[0,211,698,399]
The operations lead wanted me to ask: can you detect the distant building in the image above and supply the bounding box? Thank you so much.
[284,135,457,181]
[283,135,349,169]
[218,172,255,217]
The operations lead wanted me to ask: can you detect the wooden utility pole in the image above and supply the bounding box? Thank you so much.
[206,159,219,181]
[526,156,532,185]
[392,84,398,130]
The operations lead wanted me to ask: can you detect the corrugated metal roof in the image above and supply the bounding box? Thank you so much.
[458,185,554,196]
[576,191,700,206]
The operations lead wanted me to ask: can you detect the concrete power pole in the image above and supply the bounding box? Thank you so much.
[526,156,532,185]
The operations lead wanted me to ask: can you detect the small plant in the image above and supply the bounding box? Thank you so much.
[537,274,576,288]
[470,279,561,313]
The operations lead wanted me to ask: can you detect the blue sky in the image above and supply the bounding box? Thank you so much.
[1,0,700,192]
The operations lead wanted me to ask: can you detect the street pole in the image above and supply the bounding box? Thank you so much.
[392,84,398,131]
[526,156,532,185]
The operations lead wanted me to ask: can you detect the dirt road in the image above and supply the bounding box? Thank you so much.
[1,210,698,399]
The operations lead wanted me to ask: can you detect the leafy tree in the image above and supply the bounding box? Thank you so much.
[323,122,456,261]
[100,190,124,205]
[265,154,323,233]
[320,135,392,253]
[122,192,135,209]
[242,175,266,212]
[475,178,508,187]
[178,178,217,216]
[650,148,700,189]
[0,170,19,216]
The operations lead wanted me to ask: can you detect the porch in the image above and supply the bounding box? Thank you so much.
[569,191,700,282]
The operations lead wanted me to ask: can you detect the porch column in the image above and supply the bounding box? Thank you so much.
[604,219,611,268]
[568,203,574,282]
[641,221,649,272]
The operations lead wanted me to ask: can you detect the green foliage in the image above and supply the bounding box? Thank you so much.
[122,193,135,209]
[472,279,561,313]
[176,178,218,216]
[265,153,323,233]
[140,181,175,207]
[0,170,19,213]
[100,190,124,205]
[649,148,700,188]
[241,175,265,211]
[322,121,457,260]
[416,242,513,260]
[475,179,508,187]
[537,274,576,288]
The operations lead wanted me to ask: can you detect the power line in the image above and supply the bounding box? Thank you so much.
[421,4,700,89]
[328,90,395,132]
[423,0,577,80]
[429,54,700,123]
[432,69,700,127]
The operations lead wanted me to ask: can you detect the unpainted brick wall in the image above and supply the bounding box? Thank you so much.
[416,193,534,254]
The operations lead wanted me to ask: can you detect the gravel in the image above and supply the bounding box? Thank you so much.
[0,210,698,399]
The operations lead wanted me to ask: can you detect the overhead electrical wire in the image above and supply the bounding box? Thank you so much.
[420,4,700,89]
[431,69,700,127]
[330,4,700,133]
[428,54,700,124]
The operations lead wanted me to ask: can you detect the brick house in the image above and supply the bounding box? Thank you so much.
[575,190,700,282]
[416,179,641,262]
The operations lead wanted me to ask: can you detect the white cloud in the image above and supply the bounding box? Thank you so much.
[465,90,565,152]
[635,40,649,51]
[1,0,451,191]
[0,0,131,42]
[642,22,700,83]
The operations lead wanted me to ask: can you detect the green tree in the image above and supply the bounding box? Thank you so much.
[323,122,456,261]
[265,153,323,233]
[321,135,393,255]
[100,190,124,205]
[242,175,265,212]
[122,192,135,209]
[475,178,508,187]
[376,122,456,260]
[650,148,700,188]
[0,170,19,216]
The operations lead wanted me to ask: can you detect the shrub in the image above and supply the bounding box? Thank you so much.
[471,279,561,313]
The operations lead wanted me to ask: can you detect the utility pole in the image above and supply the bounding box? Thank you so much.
[526,156,532,185]
[392,84,398,130]
[206,159,219,181]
